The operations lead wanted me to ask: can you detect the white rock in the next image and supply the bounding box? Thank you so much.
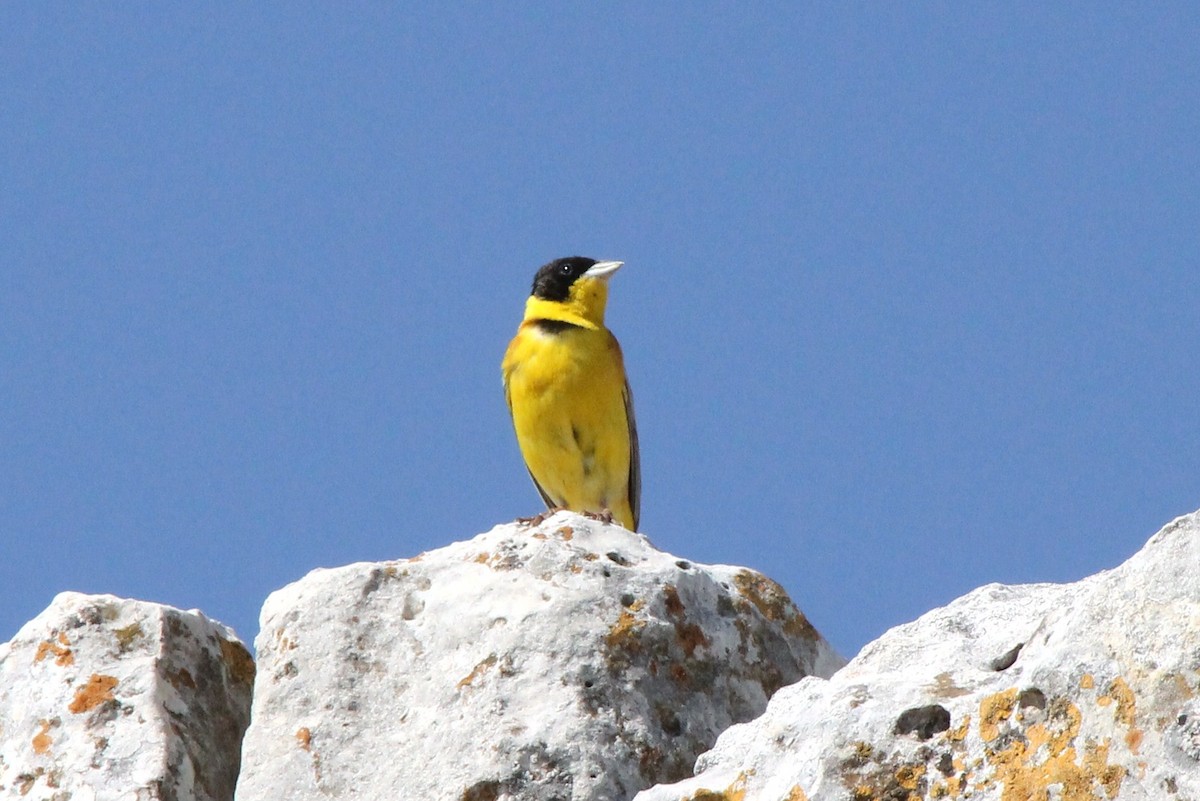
[0,593,254,801]
[635,510,1200,801]
[235,513,844,801]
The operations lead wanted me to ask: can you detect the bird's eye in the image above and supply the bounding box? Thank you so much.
[559,263,573,276]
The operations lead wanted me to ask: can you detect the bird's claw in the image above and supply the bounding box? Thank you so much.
[517,507,565,528]
[582,508,615,525]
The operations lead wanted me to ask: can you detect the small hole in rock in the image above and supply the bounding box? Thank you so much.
[990,642,1023,671]
[675,560,691,570]
[894,704,951,741]
[1018,688,1046,710]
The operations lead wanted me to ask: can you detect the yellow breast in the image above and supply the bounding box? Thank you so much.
[503,320,635,529]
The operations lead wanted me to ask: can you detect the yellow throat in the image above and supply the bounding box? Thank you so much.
[523,277,610,329]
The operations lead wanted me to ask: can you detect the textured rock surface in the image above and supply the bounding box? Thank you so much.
[635,510,1200,801]
[0,592,254,801]
[235,512,844,801]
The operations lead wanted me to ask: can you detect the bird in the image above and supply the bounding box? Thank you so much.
[502,256,640,531]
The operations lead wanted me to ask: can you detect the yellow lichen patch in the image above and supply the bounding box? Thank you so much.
[457,654,499,689]
[731,571,818,640]
[34,633,74,667]
[114,623,144,652]
[68,674,118,714]
[473,552,491,564]
[1094,678,1143,754]
[31,720,55,754]
[556,525,574,540]
[1105,677,1136,726]
[606,609,646,648]
[1024,697,1082,757]
[979,688,1019,742]
[219,637,257,686]
[945,714,971,743]
[930,774,964,798]
[782,786,809,801]
[684,770,751,801]
[1083,741,1125,799]
[1080,673,1095,690]
[895,764,925,791]
[983,695,1125,801]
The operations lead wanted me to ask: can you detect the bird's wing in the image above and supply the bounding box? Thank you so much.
[526,466,557,510]
[504,364,557,511]
[623,376,641,531]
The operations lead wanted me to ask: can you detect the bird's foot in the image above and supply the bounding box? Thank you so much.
[518,507,565,528]
[581,508,615,525]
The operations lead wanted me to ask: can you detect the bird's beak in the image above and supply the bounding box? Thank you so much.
[583,260,624,280]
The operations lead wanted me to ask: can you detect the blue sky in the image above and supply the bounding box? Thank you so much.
[2,5,1197,658]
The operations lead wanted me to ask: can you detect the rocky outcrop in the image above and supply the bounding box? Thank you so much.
[233,512,845,801]
[634,511,1200,801]
[5,510,1195,801]
[0,593,254,800]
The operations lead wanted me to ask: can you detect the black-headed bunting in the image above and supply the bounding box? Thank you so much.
[502,256,640,531]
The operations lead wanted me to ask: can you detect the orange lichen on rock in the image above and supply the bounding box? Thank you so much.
[984,696,1124,801]
[732,571,818,640]
[1104,677,1136,726]
[219,637,257,686]
[295,727,312,750]
[684,770,751,801]
[34,632,74,667]
[945,714,971,743]
[1095,676,1142,754]
[606,609,646,650]
[895,764,925,791]
[32,719,55,754]
[68,674,119,714]
[979,688,1020,742]
[457,654,499,689]
[113,623,144,652]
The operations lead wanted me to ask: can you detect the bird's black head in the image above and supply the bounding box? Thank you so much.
[530,256,598,302]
